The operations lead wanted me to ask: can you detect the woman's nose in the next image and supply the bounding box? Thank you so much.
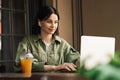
[51,23,56,28]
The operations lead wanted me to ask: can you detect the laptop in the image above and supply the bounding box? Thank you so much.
[80,35,115,70]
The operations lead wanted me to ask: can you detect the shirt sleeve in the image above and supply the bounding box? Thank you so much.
[64,42,80,66]
[13,37,45,72]
[32,59,45,72]
[13,41,27,72]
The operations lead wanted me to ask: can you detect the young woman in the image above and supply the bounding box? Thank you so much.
[14,6,80,72]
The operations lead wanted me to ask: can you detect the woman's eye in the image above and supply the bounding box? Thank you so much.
[46,20,59,24]
[46,20,51,23]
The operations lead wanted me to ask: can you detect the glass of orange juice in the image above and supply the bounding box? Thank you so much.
[20,53,33,75]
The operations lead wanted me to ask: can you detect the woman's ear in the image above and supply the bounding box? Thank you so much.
[38,21,41,27]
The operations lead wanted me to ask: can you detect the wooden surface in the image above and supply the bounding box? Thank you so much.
[0,72,85,80]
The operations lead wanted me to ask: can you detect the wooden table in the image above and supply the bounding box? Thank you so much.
[0,73,31,80]
[0,72,85,80]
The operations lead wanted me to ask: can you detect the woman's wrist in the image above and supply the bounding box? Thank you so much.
[44,65,59,71]
[52,65,57,71]
[52,65,60,71]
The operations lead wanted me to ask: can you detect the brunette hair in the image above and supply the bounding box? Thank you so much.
[32,6,60,35]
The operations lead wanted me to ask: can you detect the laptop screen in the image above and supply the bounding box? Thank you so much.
[80,35,115,70]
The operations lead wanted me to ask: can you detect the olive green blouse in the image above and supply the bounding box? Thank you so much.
[14,35,80,72]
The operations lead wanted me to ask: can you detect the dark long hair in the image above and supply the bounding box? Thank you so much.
[32,6,60,35]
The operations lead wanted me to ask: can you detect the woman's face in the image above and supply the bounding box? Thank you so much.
[39,13,59,35]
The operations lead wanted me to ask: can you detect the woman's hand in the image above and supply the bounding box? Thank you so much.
[56,63,77,71]
[44,63,77,72]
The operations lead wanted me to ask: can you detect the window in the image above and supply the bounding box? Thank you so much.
[0,0,29,72]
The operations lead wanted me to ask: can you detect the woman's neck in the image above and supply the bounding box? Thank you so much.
[40,33,53,43]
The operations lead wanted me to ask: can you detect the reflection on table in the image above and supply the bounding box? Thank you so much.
[0,72,86,80]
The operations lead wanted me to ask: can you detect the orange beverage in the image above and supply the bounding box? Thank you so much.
[21,59,32,75]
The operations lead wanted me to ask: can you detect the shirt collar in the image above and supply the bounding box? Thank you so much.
[33,35,61,44]
[33,35,42,42]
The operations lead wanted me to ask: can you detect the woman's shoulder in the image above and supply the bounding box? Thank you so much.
[55,36,65,41]
[21,35,39,42]
[54,36,70,44]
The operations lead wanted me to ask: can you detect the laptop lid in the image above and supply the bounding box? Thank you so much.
[80,35,115,70]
